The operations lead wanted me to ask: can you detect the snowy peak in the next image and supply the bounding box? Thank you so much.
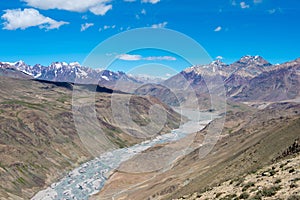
[210,59,227,67]
[235,55,271,67]
[0,60,141,90]
[181,55,275,80]
[14,60,26,67]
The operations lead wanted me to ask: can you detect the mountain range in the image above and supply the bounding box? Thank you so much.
[0,61,140,89]
[1,55,300,105]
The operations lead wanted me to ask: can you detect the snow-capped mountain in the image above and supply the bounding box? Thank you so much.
[0,61,33,79]
[1,56,299,102]
[0,61,140,90]
[136,56,300,104]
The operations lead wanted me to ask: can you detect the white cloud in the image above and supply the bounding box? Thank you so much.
[253,0,262,4]
[22,0,112,16]
[82,15,88,20]
[216,56,223,60]
[81,22,94,31]
[144,56,176,61]
[1,8,68,30]
[240,2,250,9]
[136,9,146,20]
[117,54,142,61]
[151,21,168,28]
[100,24,116,31]
[268,9,276,14]
[117,54,176,61]
[141,9,146,15]
[214,26,222,32]
[267,8,282,14]
[89,4,112,15]
[142,0,160,4]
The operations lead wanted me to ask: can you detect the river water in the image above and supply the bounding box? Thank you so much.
[32,109,218,200]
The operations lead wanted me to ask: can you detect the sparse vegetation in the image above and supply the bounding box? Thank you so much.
[290,183,298,188]
[258,186,281,197]
[16,177,26,185]
[220,194,237,200]
[288,195,300,200]
[242,182,255,191]
[289,168,295,173]
[0,100,44,110]
[239,192,250,199]
[216,192,223,198]
[235,177,245,186]
[274,179,281,184]
[291,177,300,182]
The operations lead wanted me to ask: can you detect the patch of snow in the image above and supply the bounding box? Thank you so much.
[76,68,88,78]
[101,75,109,81]
[54,63,62,69]
[70,62,80,67]
[34,73,42,78]
[2,62,16,65]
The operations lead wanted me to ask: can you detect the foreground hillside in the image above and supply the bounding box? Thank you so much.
[91,102,300,199]
[0,76,181,199]
[176,151,300,200]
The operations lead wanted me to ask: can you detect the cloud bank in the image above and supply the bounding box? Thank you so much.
[22,0,112,16]
[1,8,69,30]
[117,54,176,61]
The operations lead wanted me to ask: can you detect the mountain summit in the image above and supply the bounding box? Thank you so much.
[235,55,272,67]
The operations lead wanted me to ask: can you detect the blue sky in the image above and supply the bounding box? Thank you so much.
[0,0,299,72]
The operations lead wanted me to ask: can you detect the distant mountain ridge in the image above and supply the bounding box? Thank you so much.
[1,56,300,103]
[0,61,141,89]
[137,56,300,104]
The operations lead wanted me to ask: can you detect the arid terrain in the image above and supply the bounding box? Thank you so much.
[0,56,299,200]
[175,151,300,200]
[0,76,181,199]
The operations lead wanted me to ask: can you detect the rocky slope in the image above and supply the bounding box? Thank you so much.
[175,152,300,200]
[0,76,181,199]
[233,58,300,102]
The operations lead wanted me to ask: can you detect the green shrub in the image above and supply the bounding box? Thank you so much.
[289,168,295,173]
[290,183,298,188]
[242,182,255,191]
[291,177,300,182]
[259,186,281,197]
[274,179,281,184]
[287,195,300,200]
[235,177,245,186]
[220,194,237,200]
[239,192,250,199]
[216,192,223,198]
[249,193,262,200]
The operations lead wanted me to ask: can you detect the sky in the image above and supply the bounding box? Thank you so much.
[0,0,299,73]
